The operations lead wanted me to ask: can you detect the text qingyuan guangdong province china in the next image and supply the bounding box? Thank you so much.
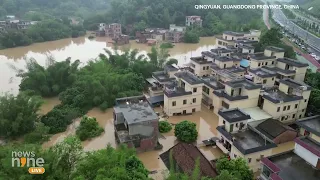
[195,4,300,10]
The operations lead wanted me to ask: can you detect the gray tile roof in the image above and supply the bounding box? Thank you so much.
[277,58,308,67]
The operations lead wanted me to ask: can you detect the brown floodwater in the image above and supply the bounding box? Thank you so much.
[41,98,223,180]
[0,36,216,95]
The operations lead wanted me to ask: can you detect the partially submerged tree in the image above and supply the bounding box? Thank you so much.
[174,121,198,143]
[76,116,104,141]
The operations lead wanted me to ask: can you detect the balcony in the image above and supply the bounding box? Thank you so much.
[216,141,230,154]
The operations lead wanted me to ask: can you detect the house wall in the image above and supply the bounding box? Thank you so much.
[203,85,215,102]
[163,94,202,116]
[273,131,297,144]
[218,116,248,133]
[294,142,318,167]
[216,60,234,69]
[212,94,223,114]
[248,73,275,87]
[310,133,320,143]
[168,70,178,78]
[262,99,306,122]
[192,63,211,77]
[222,34,243,41]
[264,50,284,59]
[216,38,235,48]
[230,146,273,172]
[294,67,307,82]
[250,59,276,69]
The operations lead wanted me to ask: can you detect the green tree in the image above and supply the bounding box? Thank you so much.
[0,92,43,138]
[184,29,200,43]
[216,156,254,180]
[174,121,198,143]
[159,121,172,133]
[76,116,104,141]
[215,170,239,180]
[166,59,178,66]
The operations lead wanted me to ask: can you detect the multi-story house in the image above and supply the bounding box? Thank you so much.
[147,64,179,97]
[212,79,262,114]
[136,28,167,43]
[259,116,320,180]
[259,78,312,123]
[112,34,129,45]
[216,30,261,48]
[188,56,212,77]
[105,23,122,39]
[215,108,296,172]
[163,70,204,116]
[113,95,160,152]
[249,46,308,83]
[165,24,186,43]
[247,68,277,87]
[202,76,225,109]
[186,16,202,27]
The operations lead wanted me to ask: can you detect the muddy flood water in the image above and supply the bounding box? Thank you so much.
[39,97,223,180]
[0,36,216,95]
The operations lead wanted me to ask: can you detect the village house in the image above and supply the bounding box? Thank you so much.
[113,95,160,152]
[160,142,217,178]
[259,78,311,123]
[215,108,297,172]
[165,24,186,43]
[112,34,129,45]
[188,56,213,77]
[259,116,320,180]
[97,23,122,38]
[216,30,261,48]
[186,16,202,27]
[247,67,277,87]
[163,70,204,116]
[201,76,225,109]
[211,79,262,114]
[145,64,180,107]
[136,28,167,44]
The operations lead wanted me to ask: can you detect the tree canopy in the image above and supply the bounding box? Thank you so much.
[159,121,173,133]
[174,120,198,143]
[76,116,104,141]
[215,156,254,180]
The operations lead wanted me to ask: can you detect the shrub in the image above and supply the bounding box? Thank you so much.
[174,120,198,143]
[159,121,172,133]
[76,116,104,141]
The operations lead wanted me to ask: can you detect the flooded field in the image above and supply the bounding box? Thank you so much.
[0,36,216,95]
[40,98,223,179]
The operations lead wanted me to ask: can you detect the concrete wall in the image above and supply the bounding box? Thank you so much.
[294,142,318,168]
[250,59,275,69]
[273,131,297,144]
[294,67,307,82]
[163,94,202,116]
[262,98,308,122]
[248,73,275,87]
[230,146,273,172]
[216,60,234,69]
[218,116,248,133]
[310,133,320,143]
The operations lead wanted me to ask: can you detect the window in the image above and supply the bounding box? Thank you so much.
[277,107,280,112]
[281,116,285,121]
[292,114,296,119]
[172,101,176,106]
[193,88,197,93]
[265,62,268,66]
[224,64,226,69]
[223,120,226,124]
[283,106,286,111]
[249,50,251,53]
[302,109,305,112]
[234,154,237,158]
[272,77,274,81]
[299,115,302,118]
[295,104,298,109]
[305,99,307,103]
[248,158,252,163]
[231,89,234,96]
[263,79,267,84]
[193,98,196,103]
[287,105,290,110]
[183,110,186,114]
[203,66,206,70]
[206,66,209,70]
[258,63,261,67]
[236,123,238,127]
[183,100,187,104]
[272,61,274,64]
[192,108,196,112]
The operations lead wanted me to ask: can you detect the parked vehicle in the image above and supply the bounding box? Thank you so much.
[315,56,320,61]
